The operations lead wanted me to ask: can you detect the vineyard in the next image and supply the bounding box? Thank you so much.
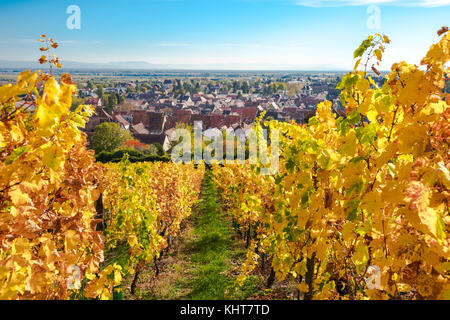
[214,31,450,300]
[0,56,205,299]
[0,29,449,300]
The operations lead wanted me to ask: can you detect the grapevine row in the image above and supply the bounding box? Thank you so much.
[0,66,204,299]
[95,158,204,297]
[213,31,450,300]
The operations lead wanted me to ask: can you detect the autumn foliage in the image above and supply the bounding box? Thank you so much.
[123,139,150,151]
[0,68,111,299]
[1,28,448,300]
[100,159,204,285]
[0,38,205,299]
[214,30,450,300]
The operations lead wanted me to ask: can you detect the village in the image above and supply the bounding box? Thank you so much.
[82,73,352,151]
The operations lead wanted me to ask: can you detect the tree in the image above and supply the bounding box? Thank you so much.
[277,82,287,92]
[232,80,240,92]
[287,83,302,97]
[194,81,201,93]
[123,139,150,152]
[270,83,277,94]
[115,101,135,112]
[107,94,118,109]
[117,93,125,104]
[87,80,94,90]
[241,81,249,94]
[97,84,104,99]
[91,122,132,154]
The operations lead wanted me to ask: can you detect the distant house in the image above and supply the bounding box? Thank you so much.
[265,110,279,121]
[147,113,167,134]
[180,95,194,107]
[134,133,171,152]
[131,122,149,134]
[283,107,298,114]
[190,114,211,130]
[269,102,280,111]
[131,110,167,134]
[210,115,227,129]
[86,97,102,107]
[113,114,130,130]
[225,115,241,128]
[78,88,91,98]
[302,85,313,95]
[85,106,112,142]
[131,122,150,135]
[231,107,258,124]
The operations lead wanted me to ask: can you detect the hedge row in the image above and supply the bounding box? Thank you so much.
[95,149,171,163]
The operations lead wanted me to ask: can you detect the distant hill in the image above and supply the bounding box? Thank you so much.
[0,60,161,70]
[0,60,349,71]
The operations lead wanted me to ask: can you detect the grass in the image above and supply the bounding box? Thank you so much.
[120,168,270,300]
[185,169,234,300]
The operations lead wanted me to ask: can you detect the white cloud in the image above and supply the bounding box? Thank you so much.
[294,0,450,7]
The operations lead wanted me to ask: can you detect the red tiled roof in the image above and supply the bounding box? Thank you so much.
[231,107,257,124]
[132,110,149,125]
[134,133,167,146]
[283,107,298,114]
[190,114,211,129]
[225,115,241,127]
[86,98,102,107]
[112,111,129,117]
[174,109,193,116]
[173,113,191,125]
[210,115,226,129]
[164,118,178,130]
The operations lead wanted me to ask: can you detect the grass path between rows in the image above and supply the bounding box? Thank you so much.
[125,168,266,300]
[186,168,251,299]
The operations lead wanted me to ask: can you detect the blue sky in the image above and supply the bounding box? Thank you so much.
[0,0,449,69]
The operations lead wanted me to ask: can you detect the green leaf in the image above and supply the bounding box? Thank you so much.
[356,123,377,146]
[308,116,319,126]
[347,110,362,125]
[346,199,361,221]
[436,215,446,241]
[5,145,30,165]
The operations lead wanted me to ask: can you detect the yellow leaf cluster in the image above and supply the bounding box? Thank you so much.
[214,30,450,300]
[0,71,106,299]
